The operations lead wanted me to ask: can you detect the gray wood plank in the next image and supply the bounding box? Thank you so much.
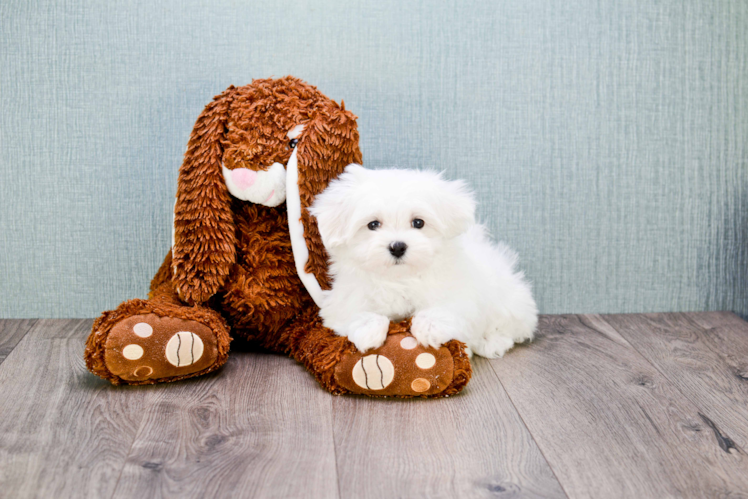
[490,314,748,498]
[0,319,155,498]
[599,312,748,452]
[0,319,36,364]
[333,358,566,498]
[112,351,339,499]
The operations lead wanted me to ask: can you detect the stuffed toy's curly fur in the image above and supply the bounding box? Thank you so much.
[85,77,472,397]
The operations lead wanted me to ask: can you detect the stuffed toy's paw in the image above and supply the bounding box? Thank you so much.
[102,314,219,382]
[333,321,472,397]
[85,294,231,385]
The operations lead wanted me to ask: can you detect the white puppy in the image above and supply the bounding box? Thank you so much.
[309,165,538,358]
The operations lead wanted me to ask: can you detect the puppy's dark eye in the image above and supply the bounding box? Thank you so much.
[367,221,381,231]
[412,218,425,229]
[289,139,298,149]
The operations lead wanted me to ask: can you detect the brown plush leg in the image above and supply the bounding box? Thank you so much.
[260,306,472,398]
[85,281,231,385]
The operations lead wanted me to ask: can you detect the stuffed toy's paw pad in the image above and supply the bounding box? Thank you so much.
[334,333,455,397]
[103,314,220,382]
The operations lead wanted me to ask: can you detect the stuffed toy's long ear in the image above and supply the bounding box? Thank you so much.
[172,87,236,305]
[296,103,363,290]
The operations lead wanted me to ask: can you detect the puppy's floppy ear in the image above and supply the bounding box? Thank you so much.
[172,86,236,305]
[427,175,476,239]
[309,164,364,249]
[297,104,363,290]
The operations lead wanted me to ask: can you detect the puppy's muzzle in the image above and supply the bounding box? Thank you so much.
[389,241,408,258]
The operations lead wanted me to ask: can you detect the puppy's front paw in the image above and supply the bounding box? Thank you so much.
[345,313,390,353]
[411,309,463,349]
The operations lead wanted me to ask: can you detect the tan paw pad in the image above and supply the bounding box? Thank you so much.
[351,354,395,390]
[165,331,204,367]
[400,336,418,350]
[133,366,153,378]
[415,352,436,369]
[411,378,431,392]
[133,323,153,338]
[122,344,144,360]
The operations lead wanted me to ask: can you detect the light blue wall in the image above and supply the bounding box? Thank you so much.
[1,0,746,318]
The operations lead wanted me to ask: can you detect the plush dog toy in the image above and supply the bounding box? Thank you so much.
[85,77,472,397]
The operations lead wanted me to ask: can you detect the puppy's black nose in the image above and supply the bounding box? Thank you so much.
[389,241,407,258]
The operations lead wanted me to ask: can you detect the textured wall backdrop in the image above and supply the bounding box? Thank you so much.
[1,0,746,318]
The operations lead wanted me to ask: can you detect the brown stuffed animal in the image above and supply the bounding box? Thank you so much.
[85,77,471,397]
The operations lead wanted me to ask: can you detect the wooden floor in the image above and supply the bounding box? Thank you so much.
[1,313,748,498]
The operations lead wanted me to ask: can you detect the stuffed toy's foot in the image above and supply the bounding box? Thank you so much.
[85,292,231,385]
[334,332,471,397]
[267,309,472,398]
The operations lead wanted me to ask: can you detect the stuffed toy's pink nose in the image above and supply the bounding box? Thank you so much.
[231,168,257,190]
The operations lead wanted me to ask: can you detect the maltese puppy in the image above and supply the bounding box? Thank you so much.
[309,165,538,358]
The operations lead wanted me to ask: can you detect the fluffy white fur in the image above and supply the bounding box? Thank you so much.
[309,165,538,358]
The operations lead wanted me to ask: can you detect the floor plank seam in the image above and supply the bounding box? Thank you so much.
[0,318,37,367]
[108,390,153,498]
[329,395,343,499]
[485,358,570,499]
